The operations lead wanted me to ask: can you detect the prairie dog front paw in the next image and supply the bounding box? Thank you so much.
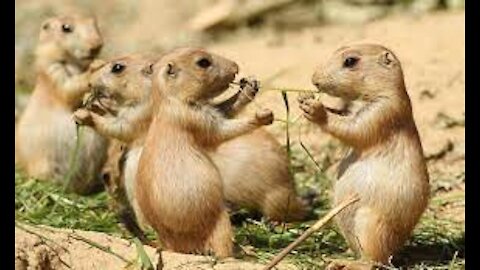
[254,109,274,126]
[298,94,326,124]
[73,108,94,126]
[238,77,259,100]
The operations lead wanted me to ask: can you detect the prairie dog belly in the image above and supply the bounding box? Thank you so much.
[148,145,225,232]
[124,147,145,224]
[335,149,428,220]
[124,147,142,205]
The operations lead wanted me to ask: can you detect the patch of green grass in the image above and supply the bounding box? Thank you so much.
[234,218,351,268]
[15,169,121,235]
[399,212,465,269]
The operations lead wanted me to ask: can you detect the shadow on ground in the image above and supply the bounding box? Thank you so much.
[394,232,465,267]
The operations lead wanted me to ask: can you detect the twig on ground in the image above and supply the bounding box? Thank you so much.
[263,194,360,270]
[15,221,69,252]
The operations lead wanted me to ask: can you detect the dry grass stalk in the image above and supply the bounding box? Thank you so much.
[263,194,360,270]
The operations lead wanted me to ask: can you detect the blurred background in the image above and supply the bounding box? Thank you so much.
[15,0,464,92]
[15,1,465,268]
[14,0,465,177]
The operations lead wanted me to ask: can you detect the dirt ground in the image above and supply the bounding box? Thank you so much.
[15,224,296,270]
[14,5,465,269]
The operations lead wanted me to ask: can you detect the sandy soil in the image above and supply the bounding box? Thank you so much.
[15,224,295,270]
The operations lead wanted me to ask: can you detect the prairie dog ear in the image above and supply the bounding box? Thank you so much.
[141,62,154,76]
[41,18,54,31]
[378,51,396,68]
[164,62,178,78]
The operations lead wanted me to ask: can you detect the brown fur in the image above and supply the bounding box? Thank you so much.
[15,14,108,194]
[299,44,430,269]
[74,54,156,231]
[136,48,274,257]
[73,53,307,226]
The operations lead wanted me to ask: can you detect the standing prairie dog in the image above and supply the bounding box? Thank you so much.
[74,54,157,234]
[15,14,108,194]
[299,44,430,269]
[74,53,307,226]
[136,48,274,257]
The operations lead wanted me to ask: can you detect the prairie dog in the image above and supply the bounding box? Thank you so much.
[74,54,157,230]
[299,44,430,269]
[15,14,108,194]
[74,53,307,225]
[137,48,274,257]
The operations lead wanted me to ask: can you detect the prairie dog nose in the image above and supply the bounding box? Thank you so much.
[311,68,327,88]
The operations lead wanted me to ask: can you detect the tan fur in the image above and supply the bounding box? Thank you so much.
[74,54,156,229]
[15,14,108,194]
[74,53,306,225]
[299,44,430,269]
[137,48,275,257]
[212,130,306,221]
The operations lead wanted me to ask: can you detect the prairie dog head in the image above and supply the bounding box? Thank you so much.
[312,44,406,101]
[37,14,103,69]
[153,47,239,104]
[88,54,158,109]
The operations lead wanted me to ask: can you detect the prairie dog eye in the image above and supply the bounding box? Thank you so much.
[62,24,73,33]
[196,58,211,69]
[111,63,126,74]
[343,57,359,68]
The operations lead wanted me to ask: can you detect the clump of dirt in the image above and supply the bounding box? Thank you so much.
[15,223,296,270]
